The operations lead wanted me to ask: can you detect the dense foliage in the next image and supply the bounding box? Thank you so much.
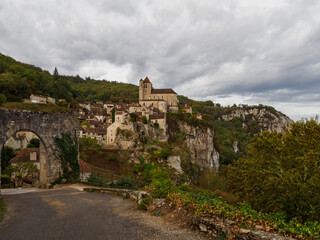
[0,53,138,103]
[227,119,320,223]
[52,131,79,182]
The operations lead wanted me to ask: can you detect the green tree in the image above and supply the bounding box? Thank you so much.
[1,146,15,171]
[227,119,320,222]
[53,67,59,80]
[27,138,40,148]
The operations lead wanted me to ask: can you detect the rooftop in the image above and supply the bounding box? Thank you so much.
[151,88,176,94]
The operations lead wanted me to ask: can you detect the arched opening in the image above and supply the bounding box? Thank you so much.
[1,130,48,189]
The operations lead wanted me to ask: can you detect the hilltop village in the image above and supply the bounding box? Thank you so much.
[77,77,192,146]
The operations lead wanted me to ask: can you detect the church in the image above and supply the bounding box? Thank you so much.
[139,77,178,112]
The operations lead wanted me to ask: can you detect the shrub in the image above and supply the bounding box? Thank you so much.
[129,113,138,122]
[105,154,117,163]
[1,174,11,187]
[86,175,110,187]
[137,196,152,210]
[141,115,148,124]
[0,94,7,105]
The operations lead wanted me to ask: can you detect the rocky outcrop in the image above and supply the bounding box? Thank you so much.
[221,106,293,133]
[193,215,295,240]
[167,156,183,174]
[177,122,219,170]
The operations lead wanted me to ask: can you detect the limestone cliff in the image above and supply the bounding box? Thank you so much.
[177,122,219,171]
[221,105,293,133]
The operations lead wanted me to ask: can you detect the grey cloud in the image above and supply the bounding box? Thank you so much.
[0,0,320,120]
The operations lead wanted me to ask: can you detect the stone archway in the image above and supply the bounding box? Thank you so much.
[0,109,78,188]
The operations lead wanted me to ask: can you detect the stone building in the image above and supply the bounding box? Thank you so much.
[149,112,167,133]
[139,77,178,112]
[29,94,56,104]
[181,104,192,114]
[10,148,40,169]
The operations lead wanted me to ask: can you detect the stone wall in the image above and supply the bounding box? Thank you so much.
[193,215,295,240]
[0,109,78,187]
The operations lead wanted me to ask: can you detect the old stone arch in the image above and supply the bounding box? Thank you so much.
[0,109,78,188]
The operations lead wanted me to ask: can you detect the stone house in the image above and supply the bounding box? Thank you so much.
[139,77,178,112]
[115,111,129,124]
[181,104,192,114]
[106,121,134,145]
[149,112,167,133]
[30,94,47,104]
[103,102,115,114]
[79,102,92,111]
[10,148,40,170]
[139,99,168,113]
[29,94,56,104]
[87,107,108,123]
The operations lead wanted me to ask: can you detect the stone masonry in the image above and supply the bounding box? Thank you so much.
[0,109,78,188]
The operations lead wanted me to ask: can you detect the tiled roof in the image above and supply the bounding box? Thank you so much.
[149,113,165,120]
[143,77,151,83]
[139,99,166,102]
[10,148,39,163]
[151,88,176,94]
[79,160,91,173]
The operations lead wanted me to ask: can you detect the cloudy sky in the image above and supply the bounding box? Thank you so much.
[1,0,319,121]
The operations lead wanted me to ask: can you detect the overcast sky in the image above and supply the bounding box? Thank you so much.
[1,0,319,121]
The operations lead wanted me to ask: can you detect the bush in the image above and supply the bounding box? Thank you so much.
[105,154,117,163]
[137,196,152,210]
[129,113,138,122]
[0,94,7,105]
[86,175,110,187]
[141,115,148,124]
[1,174,11,187]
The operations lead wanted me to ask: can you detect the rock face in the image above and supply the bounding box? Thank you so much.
[167,156,183,174]
[221,106,293,133]
[178,122,219,170]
